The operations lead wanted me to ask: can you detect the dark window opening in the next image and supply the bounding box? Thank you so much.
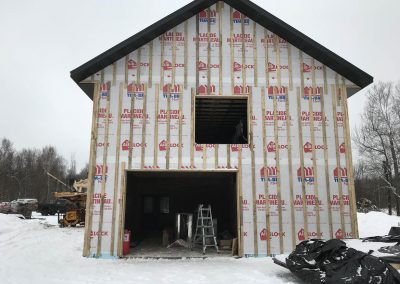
[195,97,248,144]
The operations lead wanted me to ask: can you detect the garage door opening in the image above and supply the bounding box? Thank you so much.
[124,171,239,258]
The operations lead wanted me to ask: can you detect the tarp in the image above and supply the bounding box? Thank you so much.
[286,239,400,284]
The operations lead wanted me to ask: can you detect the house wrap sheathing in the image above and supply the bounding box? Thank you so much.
[71,0,373,258]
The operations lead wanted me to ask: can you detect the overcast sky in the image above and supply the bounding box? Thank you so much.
[1,0,399,170]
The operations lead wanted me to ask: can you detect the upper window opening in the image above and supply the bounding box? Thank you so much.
[195,97,248,144]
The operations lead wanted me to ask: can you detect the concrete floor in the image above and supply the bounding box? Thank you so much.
[126,235,232,259]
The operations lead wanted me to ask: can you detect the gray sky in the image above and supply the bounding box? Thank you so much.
[1,0,399,170]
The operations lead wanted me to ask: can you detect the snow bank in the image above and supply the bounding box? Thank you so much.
[1,211,399,284]
[0,213,296,284]
[357,211,400,238]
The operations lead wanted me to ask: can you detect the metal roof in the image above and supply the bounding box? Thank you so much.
[70,0,373,98]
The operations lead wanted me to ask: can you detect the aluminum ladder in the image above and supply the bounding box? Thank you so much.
[192,204,219,254]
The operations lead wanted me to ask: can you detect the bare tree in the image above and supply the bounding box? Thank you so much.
[354,82,400,215]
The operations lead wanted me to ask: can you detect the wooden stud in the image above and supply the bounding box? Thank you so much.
[172,28,176,86]
[272,86,284,254]
[253,21,258,87]
[110,83,123,256]
[238,144,244,256]
[112,62,117,86]
[184,21,188,89]
[287,44,293,90]
[148,41,153,88]
[285,88,296,249]
[207,8,211,96]
[117,162,126,257]
[190,88,195,168]
[160,33,165,92]
[196,14,200,96]
[218,2,223,95]
[296,86,309,240]
[241,12,246,94]
[264,29,270,87]
[275,35,281,88]
[83,82,100,257]
[178,84,183,169]
[309,58,321,239]
[236,169,243,256]
[261,88,271,255]
[153,84,159,167]
[128,82,135,169]
[140,83,148,169]
[137,48,141,84]
[166,84,171,169]
[340,83,359,238]
[96,80,111,257]
[249,88,258,256]
[230,7,234,95]
[331,84,346,237]
[323,65,328,95]
[202,144,207,169]
[321,83,334,239]
[124,56,129,85]
[275,35,284,253]
[227,143,231,168]
[100,70,104,85]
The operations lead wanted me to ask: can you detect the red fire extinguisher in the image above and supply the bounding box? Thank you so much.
[123,230,131,255]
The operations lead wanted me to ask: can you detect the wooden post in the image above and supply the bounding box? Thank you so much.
[253,21,258,87]
[184,21,188,89]
[218,2,223,95]
[320,83,333,239]
[296,86,309,240]
[261,88,271,255]
[249,89,258,256]
[148,41,153,88]
[110,83,123,256]
[140,83,148,169]
[153,85,159,167]
[128,82,136,169]
[83,82,100,257]
[285,87,296,249]
[340,82,359,238]
[273,86,284,254]
[96,80,111,257]
[117,162,126,257]
[331,84,346,237]
[178,84,183,169]
[166,84,171,169]
[309,58,321,238]
[190,88,195,168]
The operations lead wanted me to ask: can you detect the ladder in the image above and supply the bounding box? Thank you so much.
[192,204,219,254]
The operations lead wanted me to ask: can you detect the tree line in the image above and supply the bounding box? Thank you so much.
[0,138,87,203]
[354,81,400,215]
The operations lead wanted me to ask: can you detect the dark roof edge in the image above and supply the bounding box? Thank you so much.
[71,0,373,95]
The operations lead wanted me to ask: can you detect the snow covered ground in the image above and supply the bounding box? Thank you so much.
[0,211,399,284]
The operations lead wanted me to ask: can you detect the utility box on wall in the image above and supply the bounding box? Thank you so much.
[71,0,372,258]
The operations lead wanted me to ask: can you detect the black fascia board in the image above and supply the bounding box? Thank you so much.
[71,0,373,99]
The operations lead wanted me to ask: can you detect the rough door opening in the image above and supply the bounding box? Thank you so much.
[124,171,238,258]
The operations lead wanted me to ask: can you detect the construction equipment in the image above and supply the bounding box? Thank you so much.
[53,191,86,227]
[192,204,219,254]
[45,172,88,227]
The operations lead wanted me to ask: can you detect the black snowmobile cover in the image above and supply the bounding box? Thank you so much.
[286,239,400,284]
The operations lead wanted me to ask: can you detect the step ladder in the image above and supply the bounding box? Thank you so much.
[192,204,219,254]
